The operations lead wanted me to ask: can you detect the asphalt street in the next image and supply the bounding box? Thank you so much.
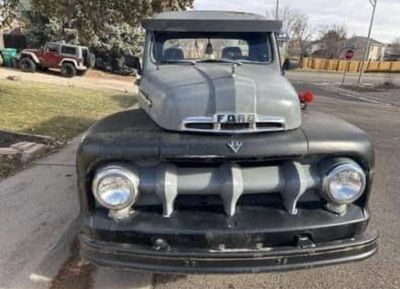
[0,71,399,289]
[149,83,400,289]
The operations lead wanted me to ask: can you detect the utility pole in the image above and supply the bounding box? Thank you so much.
[357,0,378,86]
[276,0,280,20]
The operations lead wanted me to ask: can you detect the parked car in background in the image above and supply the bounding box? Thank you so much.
[94,50,141,76]
[16,42,95,77]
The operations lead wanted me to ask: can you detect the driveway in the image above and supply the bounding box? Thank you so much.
[0,67,136,93]
[1,73,399,289]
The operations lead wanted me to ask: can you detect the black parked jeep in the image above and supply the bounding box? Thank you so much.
[77,11,378,273]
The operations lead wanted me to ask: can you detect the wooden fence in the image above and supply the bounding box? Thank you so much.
[300,57,400,73]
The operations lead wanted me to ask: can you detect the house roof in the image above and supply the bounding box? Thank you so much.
[142,11,282,32]
[347,36,385,46]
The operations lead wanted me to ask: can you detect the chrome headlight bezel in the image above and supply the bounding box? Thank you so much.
[322,161,367,205]
[92,165,139,210]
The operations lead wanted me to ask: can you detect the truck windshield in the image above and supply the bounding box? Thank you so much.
[152,32,273,64]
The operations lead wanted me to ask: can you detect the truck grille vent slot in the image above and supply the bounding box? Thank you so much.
[182,116,286,133]
[185,123,214,130]
[220,123,250,130]
[256,122,284,129]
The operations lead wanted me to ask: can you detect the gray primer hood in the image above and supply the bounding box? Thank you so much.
[139,64,301,133]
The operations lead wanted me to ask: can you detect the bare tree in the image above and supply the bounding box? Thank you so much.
[291,14,314,56]
[314,24,347,59]
[266,5,313,57]
[266,5,298,39]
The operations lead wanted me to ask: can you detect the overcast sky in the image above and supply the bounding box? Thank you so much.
[194,0,400,44]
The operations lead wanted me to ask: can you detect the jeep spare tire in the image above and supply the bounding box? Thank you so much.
[19,57,36,73]
[61,62,77,78]
[86,53,96,68]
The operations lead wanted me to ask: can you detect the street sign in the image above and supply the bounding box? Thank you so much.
[345,49,355,60]
[342,49,356,85]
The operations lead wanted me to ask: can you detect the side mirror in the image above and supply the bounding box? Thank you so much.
[283,59,299,71]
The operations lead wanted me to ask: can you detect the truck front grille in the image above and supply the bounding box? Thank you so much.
[134,161,320,217]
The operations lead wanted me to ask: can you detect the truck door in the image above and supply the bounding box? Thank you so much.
[41,43,63,67]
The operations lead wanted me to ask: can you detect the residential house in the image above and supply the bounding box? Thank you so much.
[342,36,386,61]
[384,44,400,61]
[309,36,387,61]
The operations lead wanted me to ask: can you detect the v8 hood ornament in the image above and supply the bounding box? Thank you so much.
[227,140,243,154]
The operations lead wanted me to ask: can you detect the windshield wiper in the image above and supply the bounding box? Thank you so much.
[159,60,197,65]
[197,58,242,66]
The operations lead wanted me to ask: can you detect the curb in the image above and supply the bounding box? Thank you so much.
[28,217,81,289]
[336,87,388,105]
[323,85,398,107]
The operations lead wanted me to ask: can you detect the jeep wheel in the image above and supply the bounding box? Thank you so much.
[61,63,77,78]
[19,57,36,73]
[85,53,96,68]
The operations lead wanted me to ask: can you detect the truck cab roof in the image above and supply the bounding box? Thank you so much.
[142,11,282,32]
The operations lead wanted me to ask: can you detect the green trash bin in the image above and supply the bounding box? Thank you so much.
[1,48,17,67]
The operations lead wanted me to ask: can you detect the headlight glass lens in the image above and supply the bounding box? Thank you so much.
[97,176,132,208]
[92,166,139,210]
[325,163,366,204]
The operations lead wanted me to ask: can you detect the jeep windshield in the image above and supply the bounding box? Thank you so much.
[152,32,273,65]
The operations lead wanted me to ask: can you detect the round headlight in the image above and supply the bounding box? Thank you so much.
[92,165,139,210]
[323,162,366,204]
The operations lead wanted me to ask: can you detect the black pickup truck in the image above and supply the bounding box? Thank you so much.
[77,11,378,273]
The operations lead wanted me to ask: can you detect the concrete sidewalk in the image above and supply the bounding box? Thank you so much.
[0,136,153,289]
[0,138,81,289]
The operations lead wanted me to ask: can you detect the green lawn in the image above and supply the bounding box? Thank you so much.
[0,80,136,140]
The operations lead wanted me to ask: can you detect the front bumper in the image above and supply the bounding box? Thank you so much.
[80,232,378,274]
[79,204,378,273]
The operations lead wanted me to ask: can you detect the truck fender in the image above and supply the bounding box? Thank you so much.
[59,58,78,68]
[20,52,40,64]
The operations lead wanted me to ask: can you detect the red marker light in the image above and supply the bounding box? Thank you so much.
[298,91,314,104]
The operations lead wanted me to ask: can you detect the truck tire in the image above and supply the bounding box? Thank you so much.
[11,57,18,68]
[61,62,77,78]
[19,57,36,73]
